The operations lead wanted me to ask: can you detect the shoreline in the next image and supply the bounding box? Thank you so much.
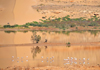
[1,65,100,70]
[0,28,100,31]
[0,42,100,47]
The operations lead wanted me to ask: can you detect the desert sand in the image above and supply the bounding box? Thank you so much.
[0,0,100,25]
[1,65,100,70]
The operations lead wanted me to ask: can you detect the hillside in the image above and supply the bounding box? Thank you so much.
[0,0,100,25]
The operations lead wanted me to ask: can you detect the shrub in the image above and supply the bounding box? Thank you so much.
[37,9,39,12]
[66,42,71,47]
[88,22,98,26]
[14,24,19,27]
[70,24,76,27]
[35,35,41,43]
[76,27,78,29]
[3,25,11,28]
[31,32,41,43]
[22,25,29,28]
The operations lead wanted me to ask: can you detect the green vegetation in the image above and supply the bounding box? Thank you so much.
[37,9,39,12]
[31,32,41,43]
[3,24,29,28]
[2,15,100,30]
[4,31,16,33]
[3,30,100,36]
[39,4,44,6]
[66,42,71,47]
[0,25,1,28]
[3,15,100,30]
[88,30,99,36]
[61,30,100,36]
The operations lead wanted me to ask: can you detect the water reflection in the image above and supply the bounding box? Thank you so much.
[45,46,47,49]
[31,31,41,43]
[4,31,28,33]
[61,30,100,36]
[31,46,41,59]
[4,31,16,33]
[1,30,100,45]
[0,46,100,68]
[3,30,100,36]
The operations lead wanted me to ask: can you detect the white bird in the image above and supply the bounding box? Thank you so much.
[41,56,43,58]
[75,62,77,64]
[71,57,73,59]
[83,58,85,60]
[26,60,28,62]
[64,59,68,60]
[52,56,54,58]
[83,62,85,64]
[12,60,14,62]
[66,63,70,64]
[26,56,28,58]
[74,57,77,60]
[67,57,70,60]
[12,56,14,58]
[83,58,85,64]
[87,58,89,64]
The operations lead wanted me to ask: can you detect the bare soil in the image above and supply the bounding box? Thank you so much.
[1,65,100,70]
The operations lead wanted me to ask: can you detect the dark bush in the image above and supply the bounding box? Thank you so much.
[3,25,11,28]
[70,24,76,27]
[88,22,98,26]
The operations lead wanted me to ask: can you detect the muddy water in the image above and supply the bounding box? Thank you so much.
[0,30,100,68]
[0,46,100,68]
[0,31,100,44]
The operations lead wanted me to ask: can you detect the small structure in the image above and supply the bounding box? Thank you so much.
[94,14,99,16]
[7,22,9,25]
[44,39,47,43]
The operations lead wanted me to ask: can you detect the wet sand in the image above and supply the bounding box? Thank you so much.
[1,65,100,70]
[0,46,100,69]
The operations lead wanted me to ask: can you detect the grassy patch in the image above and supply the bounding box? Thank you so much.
[2,15,100,30]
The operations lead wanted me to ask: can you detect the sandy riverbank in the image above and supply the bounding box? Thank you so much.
[1,65,100,70]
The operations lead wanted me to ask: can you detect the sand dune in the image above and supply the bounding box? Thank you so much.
[14,0,42,25]
[0,0,15,25]
[0,0,42,25]
[0,0,100,25]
